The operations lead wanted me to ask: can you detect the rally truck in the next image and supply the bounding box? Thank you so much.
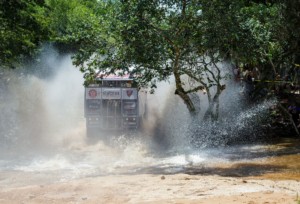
[84,72,147,136]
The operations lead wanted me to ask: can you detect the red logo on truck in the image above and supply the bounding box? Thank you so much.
[88,89,97,98]
[126,90,133,97]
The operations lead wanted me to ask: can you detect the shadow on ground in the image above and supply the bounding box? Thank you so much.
[125,138,300,178]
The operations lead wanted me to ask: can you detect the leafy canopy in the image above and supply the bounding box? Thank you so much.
[0,0,50,67]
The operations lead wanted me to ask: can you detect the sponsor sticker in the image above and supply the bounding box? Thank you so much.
[86,88,101,99]
[122,88,137,99]
[102,88,121,99]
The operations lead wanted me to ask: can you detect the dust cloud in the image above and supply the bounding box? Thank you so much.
[0,47,184,179]
[0,47,277,183]
[0,48,85,154]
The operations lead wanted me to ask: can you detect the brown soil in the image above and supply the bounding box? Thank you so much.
[0,167,299,204]
[0,175,299,204]
[1,138,299,204]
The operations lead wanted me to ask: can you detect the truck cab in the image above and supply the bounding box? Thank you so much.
[84,72,147,135]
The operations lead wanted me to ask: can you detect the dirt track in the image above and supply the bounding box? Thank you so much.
[1,136,300,204]
[1,147,300,204]
[0,172,299,204]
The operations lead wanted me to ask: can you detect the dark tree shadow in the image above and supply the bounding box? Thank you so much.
[128,163,286,177]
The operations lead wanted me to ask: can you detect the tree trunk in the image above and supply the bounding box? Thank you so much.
[278,103,300,136]
[173,49,196,114]
[173,69,196,113]
[203,87,222,121]
[175,88,196,113]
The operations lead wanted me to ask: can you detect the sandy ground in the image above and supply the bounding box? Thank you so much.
[0,172,299,204]
[1,137,299,204]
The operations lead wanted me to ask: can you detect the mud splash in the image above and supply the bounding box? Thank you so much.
[0,136,299,189]
[0,48,299,190]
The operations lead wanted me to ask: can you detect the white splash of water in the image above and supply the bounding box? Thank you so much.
[0,47,279,182]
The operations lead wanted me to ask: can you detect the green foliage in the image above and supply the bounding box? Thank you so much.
[238,3,282,64]
[200,0,300,82]
[1,0,299,92]
[45,0,108,53]
[200,0,242,55]
[73,1,216,86]
[72,0,231,115]
[0,0,50,67]
[277,0,300,83]
[200,0,282,66]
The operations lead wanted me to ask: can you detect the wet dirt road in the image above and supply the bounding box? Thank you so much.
[0,135,299,204]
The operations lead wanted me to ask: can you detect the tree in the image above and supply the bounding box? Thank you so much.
[0,0,50,68]
[45,0,105,53]
[73,0,228,120]
[278,0,300,84]
[70,0,299,121]
[238,2,282,77]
